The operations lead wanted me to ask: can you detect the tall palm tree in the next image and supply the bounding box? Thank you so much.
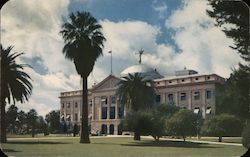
[1,45,33,143]
[60,11,106,143]
[116,73,156,140]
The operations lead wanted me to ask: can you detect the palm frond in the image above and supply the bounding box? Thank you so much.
[1,45,33,104]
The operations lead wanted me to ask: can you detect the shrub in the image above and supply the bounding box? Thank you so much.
[242,122,250,149]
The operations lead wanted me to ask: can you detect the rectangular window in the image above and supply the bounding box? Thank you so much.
[111,96,116,104]
[74,113,78,121]
[194,91,200,100]
[180,93,186,101]
[67,103,70,108]
[101,107,107,119]
[110,106,115,119]
[62,103,64,108]
[206,90,212,99]
[156,95,161,103]
[168,94,174,102]
[206,107,212,114]
[193,107,200,114]
[101,96,108,104]
[66,114,71,121]
[75,102,78,108]
[118,107,124,118]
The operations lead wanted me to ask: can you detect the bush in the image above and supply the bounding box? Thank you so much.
[201,114,243,142]
[242,122,250,149]
[166,109,196,141]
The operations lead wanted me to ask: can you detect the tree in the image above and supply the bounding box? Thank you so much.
[122,111,153,141]
[117,73,156,140]
[45,110,60,133]
[208,0,250,123]
[216,65,250,122]
[166,109,196,141]
[201,114,243,142]
[150,104,180,141]
[16,110,27,134]
[36,116,48,135]
[1,45,33,143]
[207,0,249,62]
[242,123,250,149]
[6,105,18,134]
[156,104,180,118]
[60,11,105,143]
[27,109,38,137]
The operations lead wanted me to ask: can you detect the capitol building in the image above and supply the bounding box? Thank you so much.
[59,60,225,135]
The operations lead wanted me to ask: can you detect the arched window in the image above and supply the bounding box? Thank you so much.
[101,124,107,135]
[118,124,122,135]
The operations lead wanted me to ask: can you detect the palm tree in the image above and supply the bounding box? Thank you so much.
[116,73,156,140]
[1,45,33,143]
[60,11,106,143]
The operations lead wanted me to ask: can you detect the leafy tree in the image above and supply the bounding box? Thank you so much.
[207,1,250,144]
[122,111,153,141]
[156,104,180,118]
[149,104,180,140]
[27,109,38,137]
[216,65,250,122]
[201,114,243,142]
[6,105,18,134]
[117,73,156,140]
[60,11,105,143]
[45,110,60,133]
[166,109,196,141]
[36,116,47,135]
[1,45,33,143]
[242,123,250,149]
[16,110,27,134]
[207,0,249,61]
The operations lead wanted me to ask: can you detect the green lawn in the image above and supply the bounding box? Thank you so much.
[1,137,246,157]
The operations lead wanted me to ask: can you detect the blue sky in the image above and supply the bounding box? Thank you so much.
[1,0,241,116]
[69,0,182,50]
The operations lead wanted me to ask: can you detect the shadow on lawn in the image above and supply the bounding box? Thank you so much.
[121,140,219,148]
[7,141,72,145]
[3,148,21,153]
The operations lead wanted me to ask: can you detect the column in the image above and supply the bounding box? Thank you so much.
[107,96,110,120]
[91,98,94,120]
[115,103,118,119]
[188,91,192,110]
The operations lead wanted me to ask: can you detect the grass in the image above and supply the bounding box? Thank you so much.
[1,137,246,157]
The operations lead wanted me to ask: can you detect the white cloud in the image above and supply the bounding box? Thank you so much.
[152,2,168,19]
[165,0,241,76]
[1,0,78,116]
[2,0,242,116]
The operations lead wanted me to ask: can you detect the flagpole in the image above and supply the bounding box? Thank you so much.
[108,50,112,74]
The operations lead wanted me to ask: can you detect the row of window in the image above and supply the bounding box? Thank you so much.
[193,106,212,114]
[101,95,116,105]
[101,106,124,119]
[156,76,212,85]
[156,90,212,103]
[62,100,94,109]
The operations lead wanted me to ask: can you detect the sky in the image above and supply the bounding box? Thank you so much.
[1,0,242,116]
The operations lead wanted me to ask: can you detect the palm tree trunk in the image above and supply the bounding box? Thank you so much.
[80,76,90,143]
[0,100,7,143]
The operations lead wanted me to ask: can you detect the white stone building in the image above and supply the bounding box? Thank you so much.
[59,64,225,135]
